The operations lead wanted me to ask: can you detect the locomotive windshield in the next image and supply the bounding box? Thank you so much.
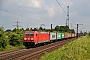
[25,34,34,36]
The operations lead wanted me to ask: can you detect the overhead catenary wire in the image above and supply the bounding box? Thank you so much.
[0,0,48,24]
[6,0,33,11]
[55,0,76,25]
[0,8,44,23]
[13,21,21,29]
[1,0,78,29]
[56,0,67,15]
[7,0,76,26]
[0,8,32,19]
[6,0,51,25]
[1,0,38,22]
[0,8,44,28]
[6,0,21,8]
[69,18,76,25]
[0,14,20,21]
[0,8,22,17]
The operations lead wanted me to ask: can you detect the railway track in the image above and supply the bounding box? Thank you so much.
[0,49,30,60]
[0,38,76,60]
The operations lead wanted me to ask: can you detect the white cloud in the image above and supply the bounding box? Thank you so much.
[1,0,90,31]
[48,8,55,17]
[61,0,73,6]
[13,0,42,8]
[27,0,42,8]
[30,14,41,20]
[71,12,77,15]
[44,3,55,17]
[7,0,62,18]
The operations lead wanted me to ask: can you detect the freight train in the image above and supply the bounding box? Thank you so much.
[23,31,76,48]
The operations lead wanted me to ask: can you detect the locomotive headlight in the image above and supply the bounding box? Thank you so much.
[24,38,27,40]
[28,38,30,40]
[31,38,34,40]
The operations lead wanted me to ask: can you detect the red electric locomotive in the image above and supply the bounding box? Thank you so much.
[23,31,50,47]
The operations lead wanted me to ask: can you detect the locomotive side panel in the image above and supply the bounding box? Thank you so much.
[37,32,50,43]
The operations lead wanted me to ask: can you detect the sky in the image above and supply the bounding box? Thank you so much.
[0,0,90,32]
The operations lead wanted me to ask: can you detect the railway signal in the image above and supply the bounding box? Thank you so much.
[77,24,83,38]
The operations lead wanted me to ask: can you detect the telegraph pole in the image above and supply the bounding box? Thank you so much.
[13,21,21,29]
[67,6,69,27]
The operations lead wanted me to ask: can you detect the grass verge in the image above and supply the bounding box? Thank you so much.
[0,45,25,53]
[40,36,90,60]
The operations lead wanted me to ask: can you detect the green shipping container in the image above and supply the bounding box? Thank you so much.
[56,33,62,39]
[61,33,64,38]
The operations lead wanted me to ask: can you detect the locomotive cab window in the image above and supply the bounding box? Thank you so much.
[25,34,34,36]
[30,34,34,36]
[25,34,29,36]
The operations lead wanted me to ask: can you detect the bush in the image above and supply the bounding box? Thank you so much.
[0,28,7,51]
[8,29,24,47]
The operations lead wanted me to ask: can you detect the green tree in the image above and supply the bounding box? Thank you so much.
[39,27,43,31]
[55,25,60,31]
[64,26,70,32]
[26,28,29,31]
[0,28,7,51]
[8,28,24,46]
[59,26,65,32]
[70,29,75,33]
[45,29,51,32]
[55,25,75,33]
[12,28,17,32]
[9,32,21,46]
[15,28,24,45]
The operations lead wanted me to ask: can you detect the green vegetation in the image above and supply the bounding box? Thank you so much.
[0,28,7,51]
[40,34,90,60]
[55,25,75,33]
[0,26,84,53]
[0,28,25,53]
[26,25,75,33]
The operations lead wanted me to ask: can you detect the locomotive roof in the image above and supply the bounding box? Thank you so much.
[25,31,49,34]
